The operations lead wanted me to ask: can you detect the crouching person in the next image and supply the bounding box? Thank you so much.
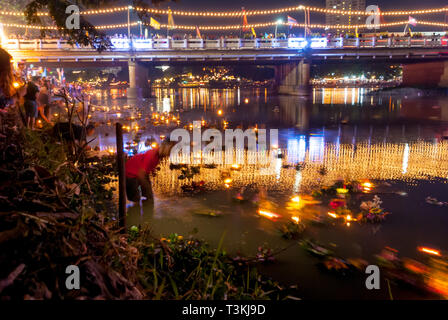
[125,140,174,202]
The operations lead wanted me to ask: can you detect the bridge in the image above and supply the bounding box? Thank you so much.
[4,35,448,96]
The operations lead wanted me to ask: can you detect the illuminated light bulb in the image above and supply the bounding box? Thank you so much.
[244,98,249,104]
[291,216,300,224]
[13,82,20,88]
[217,109,223,116]
[224,178,232,184]
[291,195,300,203]
[151,142,158,148]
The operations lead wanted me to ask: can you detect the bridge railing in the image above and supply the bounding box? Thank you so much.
[3,36,447,51]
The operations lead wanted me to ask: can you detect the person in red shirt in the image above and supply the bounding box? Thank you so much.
[125,140,174,202]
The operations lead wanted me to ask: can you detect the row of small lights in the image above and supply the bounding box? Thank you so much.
[1,6,448,17]
[3,20,448,31]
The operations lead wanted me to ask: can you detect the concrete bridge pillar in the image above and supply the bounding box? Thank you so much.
[127,59,151,99]
[276,59,311,96]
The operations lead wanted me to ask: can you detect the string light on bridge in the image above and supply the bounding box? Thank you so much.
[1,6,448,17]
[2,20,448,31]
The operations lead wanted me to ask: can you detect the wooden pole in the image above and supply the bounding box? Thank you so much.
[116,123,126,232]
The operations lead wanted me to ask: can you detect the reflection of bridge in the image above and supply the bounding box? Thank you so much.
[6,36,448,96]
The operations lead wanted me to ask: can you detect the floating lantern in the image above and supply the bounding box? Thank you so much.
[418,247,441,256]
[231,164,241,171]
[361,181,373,193]
[258,209,280,220]
[336,188,349,194]
[327,212,338,219]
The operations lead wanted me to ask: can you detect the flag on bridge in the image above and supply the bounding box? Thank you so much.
[287,16,298,28]
[251,27,257,38]
[242,8,249,32]
[196,26,201,39]
[167,7,175,29]
[150,17,161,30]
[408,16,417,27]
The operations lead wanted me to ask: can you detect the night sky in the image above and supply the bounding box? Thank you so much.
[88,0,448,35]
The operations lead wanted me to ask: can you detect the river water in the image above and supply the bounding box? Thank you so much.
[88,87,448,300]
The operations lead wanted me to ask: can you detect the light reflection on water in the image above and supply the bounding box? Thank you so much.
[91,87,448,299]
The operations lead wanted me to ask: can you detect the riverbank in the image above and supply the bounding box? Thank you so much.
[0,108,298,300]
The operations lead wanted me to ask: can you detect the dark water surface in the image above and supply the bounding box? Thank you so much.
[90,87,448,300]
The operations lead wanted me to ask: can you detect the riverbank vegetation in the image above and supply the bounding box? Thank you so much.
[0,109,298,300]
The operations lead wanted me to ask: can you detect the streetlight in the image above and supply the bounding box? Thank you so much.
[275,19,283,39]
[127,5,132,39]
[138,21,142,37]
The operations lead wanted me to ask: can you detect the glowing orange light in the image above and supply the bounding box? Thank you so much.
[258,209,281,220]
[224,178,232,184]
[328,212,337,218]
[418,247,441,256]
[151,142,158,148]
[217,109,223,116]
[291,216,300,224]
[363,182,372,188]
[13,82,20,88]
[291,196,300,203]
